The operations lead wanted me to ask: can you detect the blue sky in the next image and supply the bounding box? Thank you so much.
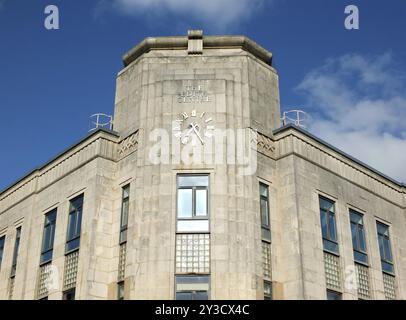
[0,0,406,190]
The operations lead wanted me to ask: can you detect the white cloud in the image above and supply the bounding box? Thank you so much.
[109,0,266,29]
[297,53,406,183]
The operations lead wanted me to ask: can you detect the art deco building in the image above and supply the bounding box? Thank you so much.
[0,30,405,300]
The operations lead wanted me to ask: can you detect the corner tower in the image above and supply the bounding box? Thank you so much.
[113,30,281,138]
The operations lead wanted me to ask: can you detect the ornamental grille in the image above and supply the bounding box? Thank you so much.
[63,250,79,290]
[8,277,15,300]
[118,243,127,281]
[324,252,341,291]
[383,273,396,300]
[355,263,370,300]
[262,241,272,280]
[176,234,210,274]
[37,263,52,299]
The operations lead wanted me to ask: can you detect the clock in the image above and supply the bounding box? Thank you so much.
[173,110,215,145]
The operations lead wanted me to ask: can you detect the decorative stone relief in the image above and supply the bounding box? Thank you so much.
[252,131,275,157]
[118,131,139,159]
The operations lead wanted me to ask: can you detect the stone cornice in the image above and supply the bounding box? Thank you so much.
[271,125,405,207]
[0,129,139,213]
[123,34,273,67]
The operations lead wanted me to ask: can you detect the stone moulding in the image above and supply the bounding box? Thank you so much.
[117,130,139,160]
[123,35,273,67]
[251,130,276,158]
[273,125,405,208]
[0,129,141,213]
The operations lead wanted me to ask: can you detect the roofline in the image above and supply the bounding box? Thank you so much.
[273,124,406,188]
[0,128,120,196]
[122,34,273,67]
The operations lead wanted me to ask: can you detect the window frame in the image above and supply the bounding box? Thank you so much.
[0,235,5,270]
[65,194,84,254]
[11,227,22,277]
[175,275,210,301]
[259,183,270,230]
[177,174,209,220]
[349,210,368,265]
[119,185,130,244]
[326,289,342,300]
[62,288,76,300]
[40,209,57,265]
[376,221,394,274]
[263,280,272,300]
[319,196,339,254]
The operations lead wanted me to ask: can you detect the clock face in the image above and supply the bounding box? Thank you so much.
[173,110,215,145]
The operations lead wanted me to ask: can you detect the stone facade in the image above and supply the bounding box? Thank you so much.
[0,31,405,300]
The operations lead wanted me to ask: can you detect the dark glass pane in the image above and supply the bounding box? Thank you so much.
[117,282,125,300]
[260,184,268,197]
[378,236,385,259]
[176,292,193,300]
[319,197,335,213]
[178,189,193,218]
[261,198,269,227]
[354,251,368,265]
[327,290,342,300]
[176,276,210,284]
[120,229,127,244]
[350,222,358,249]
[329,213,337,241]
[323,239,339,254]
[67,212,77,241]
[320,210,328,239]
[377,223,387,236]
[384,238,393,262]
[382,261,394,274]
[261,228,271,242]
[194,291,209,300]
[123,186,130,199]
[178,176,209,187]
[0,236,5,268]
[40,250,53,264]
[12,227,21,269]
[63,289,76,300]
[359,227,366,252]
[121,200,129,228]
[195,189,207,216]
[66,238,80,253]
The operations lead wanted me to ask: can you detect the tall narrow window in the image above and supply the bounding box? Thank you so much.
[377,222,394,274]
[319,196,341,299]
[0,236,5,270]
[259,183,271,242]
[66,195,83,253]
[349,210,370,299]
[117,185,130,300]
[41,209,57,264]
[120,185,130,244]
[63,194,84,300]
[11,227,21,277]
[176,175,210,300]
[319,197,338,254]
[350,211,367,264]
[37,209,58,299]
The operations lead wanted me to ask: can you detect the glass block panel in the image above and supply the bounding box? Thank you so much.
[37,263,52,299]
[118,243,127,281]
[8,277,15,300]
[383,273,396,300]
[63,250,79,290]
[262,241,272,280]
[355,263,370,300]
[176,234,210,274]
[324,252,341,291]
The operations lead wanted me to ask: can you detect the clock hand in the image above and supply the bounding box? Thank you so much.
[191,123,204,145]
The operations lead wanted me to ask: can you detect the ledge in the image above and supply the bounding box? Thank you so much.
[122,34,273,67]
[273,124,405,189]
